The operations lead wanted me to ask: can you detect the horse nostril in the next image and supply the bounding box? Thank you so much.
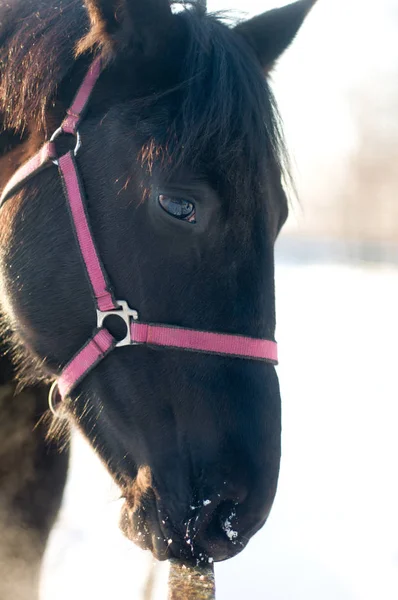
[190,499,244,562]
[207,500,240,541]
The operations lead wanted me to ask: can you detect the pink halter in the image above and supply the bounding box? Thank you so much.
[0,58,278,410]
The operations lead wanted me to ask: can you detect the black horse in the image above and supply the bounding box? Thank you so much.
[0,0,316,597]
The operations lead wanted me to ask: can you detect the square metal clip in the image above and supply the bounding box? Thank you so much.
[97,300,139,347]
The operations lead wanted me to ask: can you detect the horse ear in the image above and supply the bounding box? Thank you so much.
[235,0,317,73]
[77,0,173,60]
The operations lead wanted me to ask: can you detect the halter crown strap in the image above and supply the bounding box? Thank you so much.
[0,58,103,207]
[0,57,278,409]
[61,57,102,134]
[0,143,57,206]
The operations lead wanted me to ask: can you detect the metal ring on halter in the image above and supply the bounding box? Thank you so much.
[50,127,82,166]
[48,381,67,418]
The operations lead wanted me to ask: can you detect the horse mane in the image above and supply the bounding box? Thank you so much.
[0,0,290,201]
[144,8,291,197]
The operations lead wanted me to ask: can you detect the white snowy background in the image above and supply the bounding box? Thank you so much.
[41,1,398,599]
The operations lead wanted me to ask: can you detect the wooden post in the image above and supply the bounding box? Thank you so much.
[168,560,215,600]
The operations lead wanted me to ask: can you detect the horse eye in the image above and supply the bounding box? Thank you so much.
[158,195,196,223]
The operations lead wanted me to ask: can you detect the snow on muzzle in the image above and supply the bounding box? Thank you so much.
[119,484,249,563]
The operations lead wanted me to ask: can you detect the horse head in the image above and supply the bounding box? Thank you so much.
[0,0,316,563]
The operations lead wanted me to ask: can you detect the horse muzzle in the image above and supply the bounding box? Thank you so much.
[119,474,254,563]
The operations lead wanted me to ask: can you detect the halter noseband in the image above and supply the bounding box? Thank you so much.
[0,58,278,412]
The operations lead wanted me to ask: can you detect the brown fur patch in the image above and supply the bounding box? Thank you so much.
[124,465,153,511]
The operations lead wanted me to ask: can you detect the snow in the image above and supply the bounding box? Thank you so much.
[40,260,398,600]
[222,508,239,542]
[223,521,238,542]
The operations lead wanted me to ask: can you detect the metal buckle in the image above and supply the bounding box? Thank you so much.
[48,381,68,419]
[97,300,139,348]
[50,126,82,166]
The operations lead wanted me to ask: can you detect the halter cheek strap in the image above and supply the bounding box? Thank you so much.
[0,57,278,410]
[58,150,117,312]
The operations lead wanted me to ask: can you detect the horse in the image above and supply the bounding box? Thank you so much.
[0,0,317,597]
